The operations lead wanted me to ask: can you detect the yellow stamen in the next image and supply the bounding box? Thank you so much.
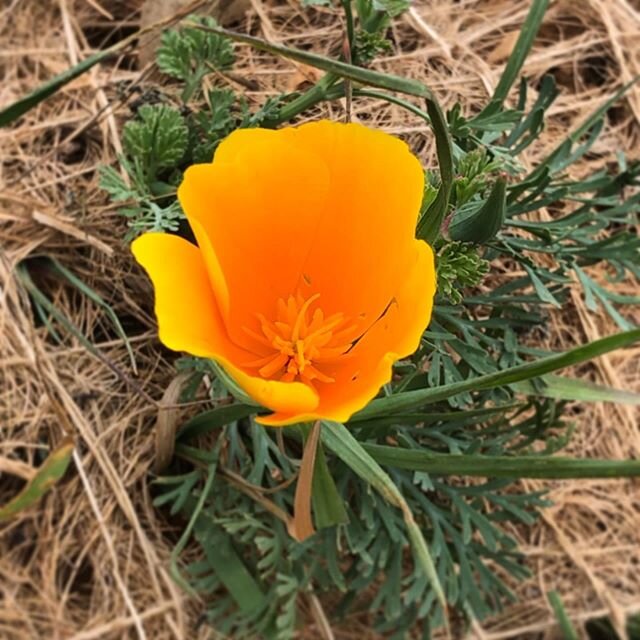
[244,292,356,383]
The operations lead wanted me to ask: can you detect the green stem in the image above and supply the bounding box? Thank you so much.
[270,73,340,125]
[353,88,431,122]
[342,0,355,54]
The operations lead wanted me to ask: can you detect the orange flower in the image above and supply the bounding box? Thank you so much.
[132,120,436,426]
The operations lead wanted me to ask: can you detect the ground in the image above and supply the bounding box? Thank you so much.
[1,0,639,638]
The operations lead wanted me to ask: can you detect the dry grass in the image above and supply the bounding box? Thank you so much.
[1,0,639,638]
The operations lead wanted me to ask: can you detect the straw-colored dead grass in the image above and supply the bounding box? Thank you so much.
[1,0,639,638]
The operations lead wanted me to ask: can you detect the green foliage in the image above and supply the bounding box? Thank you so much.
[122,105,188,177]
[453,148,503,206]
[153,408,555,637]
[437,241,489,305]
[372,0,410,17]
[97,2,640,637]
[353,29,392,63]
[157,15,235,101]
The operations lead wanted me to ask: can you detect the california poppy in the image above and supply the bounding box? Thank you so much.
[132,120,436,425]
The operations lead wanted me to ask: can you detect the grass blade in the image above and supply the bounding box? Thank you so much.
[417,97,454,243]
[0,4,200,126]
[363,444,640,479]
[195,519,267,616]
[480,0,550,113]
[353,329,640,420]
[0,438,74,522]
[193,22,432,98]
[178,403,255,441]
[321,421,449,621]
[312,442,349,528]
[0,50,112,127]
[48,258,137,373]
[548,591,579,640]
[511,374,640,405]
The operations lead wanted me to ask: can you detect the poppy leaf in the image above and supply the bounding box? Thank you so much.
[312,441,349,528]
[178,403,256,441]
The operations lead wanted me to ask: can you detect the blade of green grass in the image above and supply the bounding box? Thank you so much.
[479,0,550,114]
[548,591,579,640]
[353,329,640,420]
[193,22,432,98]
[16,264,153,404]
[0,5,201,126]
[511,374,640,405]
[0,50,113,127]
[0,438,74,522]
[195,518,268,616]
[321,421,449,622]
[363,444,640,479]
[417,97,454,243]
[47,258,137,373]
[178,403,256,441]
[169,460,218,596]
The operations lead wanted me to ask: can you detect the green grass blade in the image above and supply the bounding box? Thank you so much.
[48,258,137,373]
[481,0,550,113]
[0,438,74,522]
[548,591,579,640]
[0,8,196,126]
[195,520,267,615]
[169,461,218,596]
[193,22,432,98]
[17,265,105,357]
[354,329,640,420]
[363,444,640,479]
[417,97,454,243]
[312,442,349,528]
[0,50,111,127]
[177,403,255,441]
[321,421,448,619]
[511,374,640,405]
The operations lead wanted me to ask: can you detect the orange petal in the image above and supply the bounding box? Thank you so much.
[257,240,436,426]
[131,232,319,415]
[280,121,425,322]
[177,129,330,346]
[177,122,425,347]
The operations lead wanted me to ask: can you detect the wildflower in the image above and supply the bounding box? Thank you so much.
[133,121,436,425]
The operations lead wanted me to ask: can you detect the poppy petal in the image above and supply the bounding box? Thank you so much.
[131,232,319,415]
[257,239,435,425]
[280,121,426,323]
[177,122,425,344]
[177,130,330,346]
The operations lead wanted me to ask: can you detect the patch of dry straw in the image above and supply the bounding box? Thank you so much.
[1,1,639,638]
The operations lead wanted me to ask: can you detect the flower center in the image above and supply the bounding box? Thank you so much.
[243,293,358,384]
